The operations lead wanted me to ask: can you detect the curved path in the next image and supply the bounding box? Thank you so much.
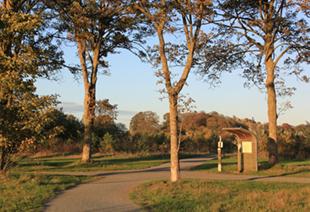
[45,157,310,212]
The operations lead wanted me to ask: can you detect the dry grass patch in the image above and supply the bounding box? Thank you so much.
[131,179,310,212]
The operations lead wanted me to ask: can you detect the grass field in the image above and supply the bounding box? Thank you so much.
[192,156,310,177]
[131,179,310,212]
[0,174,88,212]
[11,154,170,174]
[3,153,309,211]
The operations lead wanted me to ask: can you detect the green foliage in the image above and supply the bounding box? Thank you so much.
[131,180,310,211]
[128,134,169,154]
[100,133,114,153]
[0,1,63,171]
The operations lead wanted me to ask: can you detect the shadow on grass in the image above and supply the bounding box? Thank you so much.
[17,153,209,171]
[18,159,76,168]
[192,162,236,171]
[258,159,310,172]
[248,168,310,181]
[258,161,274,171]
[17,155,167,169]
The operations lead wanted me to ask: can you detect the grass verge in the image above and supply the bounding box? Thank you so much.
[131,179,310,212]
[192,156,310,177]
[0,174,89,212]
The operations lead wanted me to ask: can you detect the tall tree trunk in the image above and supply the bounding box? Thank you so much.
[265,58,278,165]
[77,39,97,163]
[169,94,180,182]
[0,149,6,178]
[81,85,96,162]
[0,147,6,171]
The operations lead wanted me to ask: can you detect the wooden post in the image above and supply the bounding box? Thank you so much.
[218,136,223,172]
[237,141,242,172]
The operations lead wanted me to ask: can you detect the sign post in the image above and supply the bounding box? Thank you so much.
[237,142,242,172]
[218,136,223,172]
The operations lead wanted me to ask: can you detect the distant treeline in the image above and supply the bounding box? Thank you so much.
[33,110,310,160]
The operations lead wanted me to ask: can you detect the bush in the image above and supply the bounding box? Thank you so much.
[100,133,114,153]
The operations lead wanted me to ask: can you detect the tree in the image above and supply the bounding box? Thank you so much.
[0,0,63,173]
[95,99,118,125]
[132,0,213,181]
[42,109,83,143]
[49,0,137,162]
[216,0,309,164]
[93,99,118,139]
[129,111,161,135]
[100,132,114,153]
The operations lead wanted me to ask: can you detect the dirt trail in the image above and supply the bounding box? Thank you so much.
[45,157,310,212]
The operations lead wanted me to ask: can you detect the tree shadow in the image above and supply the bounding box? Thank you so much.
[191,162,236,171]
[17,159,75,168]
[248,168,310,181]
[258,161,274,171]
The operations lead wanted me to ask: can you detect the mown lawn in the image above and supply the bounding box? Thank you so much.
[12,154,170,173]
[192,156,310,177]
[131,179,310,212]
[0,174,88,212]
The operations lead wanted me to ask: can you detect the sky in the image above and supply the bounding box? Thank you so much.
[35,45,310,128]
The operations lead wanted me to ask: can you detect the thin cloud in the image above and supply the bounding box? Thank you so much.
[59,102,84,113]
[59,102,137,117]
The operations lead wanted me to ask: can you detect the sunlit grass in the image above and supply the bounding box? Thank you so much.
[0,174,88,212]
[131,179,310,212]
[192,156,310,177]
[12,154,170,173]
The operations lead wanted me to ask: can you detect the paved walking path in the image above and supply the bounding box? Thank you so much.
[44,157,310,212]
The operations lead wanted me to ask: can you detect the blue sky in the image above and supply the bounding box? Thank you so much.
[35,46,310,127]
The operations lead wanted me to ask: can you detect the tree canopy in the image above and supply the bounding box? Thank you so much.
[129,111,161,135]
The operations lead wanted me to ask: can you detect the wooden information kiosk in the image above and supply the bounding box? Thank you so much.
[222,128,258,172]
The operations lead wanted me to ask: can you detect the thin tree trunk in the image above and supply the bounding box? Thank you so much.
[265,58,278,165]
[169,95,180,182]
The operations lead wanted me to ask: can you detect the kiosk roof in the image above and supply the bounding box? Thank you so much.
[222,128,254,140]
